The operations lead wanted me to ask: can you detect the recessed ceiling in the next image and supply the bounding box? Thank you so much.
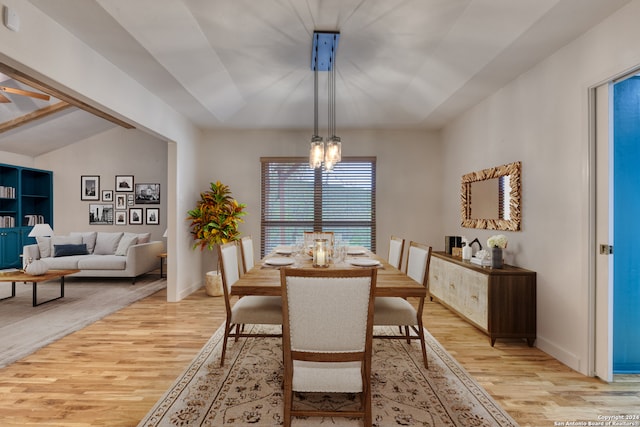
[0,0,632,156]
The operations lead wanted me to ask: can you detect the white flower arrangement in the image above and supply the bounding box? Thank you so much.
[487,234,508,249]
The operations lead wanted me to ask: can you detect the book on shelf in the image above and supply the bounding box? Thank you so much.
[0,186,16,199]
[1,216,16,227]
[24,214,45,226]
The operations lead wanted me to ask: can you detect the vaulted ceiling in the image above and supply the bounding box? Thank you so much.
[0,0,632,156]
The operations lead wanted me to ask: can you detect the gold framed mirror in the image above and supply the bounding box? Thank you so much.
[461,161,521,231]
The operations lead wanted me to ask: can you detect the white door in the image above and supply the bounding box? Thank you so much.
[594,82,613,382]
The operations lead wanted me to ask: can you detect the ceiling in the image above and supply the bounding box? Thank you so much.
[0,0,632,156]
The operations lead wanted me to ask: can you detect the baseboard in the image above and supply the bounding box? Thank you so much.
[536,335,585,375]
[177,279,202,301]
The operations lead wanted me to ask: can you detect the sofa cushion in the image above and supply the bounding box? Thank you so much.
[50,235,83,256]
[36,236,51,258]
[41,255,83,270]
[115,233,138,256]
[70,231,98,254]
[54,243,88,257]
[77,255,126,270]
[94,232,124,255]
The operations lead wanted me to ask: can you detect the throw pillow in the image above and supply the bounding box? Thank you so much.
[50,235,82,256]
[136,232,151,244]
[36,236,51,258]
[53,243,88,257]
[115,233,139,256]
[94,232,124,255]
[70,231,98,254]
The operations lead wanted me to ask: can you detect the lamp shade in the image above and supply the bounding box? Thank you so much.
[28,223,54,237]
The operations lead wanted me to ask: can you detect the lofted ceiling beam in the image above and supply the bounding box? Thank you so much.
[0,63,134,130]
[0,102,72,134]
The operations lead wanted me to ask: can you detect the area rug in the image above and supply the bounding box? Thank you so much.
[138,324,518,427]
[0,275,166,368]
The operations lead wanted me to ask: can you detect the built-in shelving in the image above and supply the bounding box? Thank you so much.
[0,163,53,269]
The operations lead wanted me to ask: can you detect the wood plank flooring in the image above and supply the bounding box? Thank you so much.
[0,286,638,426]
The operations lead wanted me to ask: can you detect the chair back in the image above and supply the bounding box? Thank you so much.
[217,241,240,296]
[240,235,255,273]
[303,231,335,249]
[406,241,432,288]
[281,268,376,354]
[388,236,405,270]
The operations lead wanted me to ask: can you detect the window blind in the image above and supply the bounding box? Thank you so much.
[260,157,376,257]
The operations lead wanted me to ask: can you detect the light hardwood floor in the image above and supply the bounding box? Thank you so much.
[0,285,638,426]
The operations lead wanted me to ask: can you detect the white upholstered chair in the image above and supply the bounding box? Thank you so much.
[374,241,432,368]
[388,235,405,270]
[217,241,282,367]
[239,235,255,274]
[280,267,377,427]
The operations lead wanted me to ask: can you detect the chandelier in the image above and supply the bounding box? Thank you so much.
[309,31,341,171]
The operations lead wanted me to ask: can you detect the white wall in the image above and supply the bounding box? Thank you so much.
[0,151,34,168]
[34,127,167,240]
[0,0,202,301]
[197,129,442,276]
[441,0,640,375]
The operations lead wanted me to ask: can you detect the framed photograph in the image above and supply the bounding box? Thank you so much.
[135,183,160,204]
[89,204,113,225]
[127,194,134,206]
[102,190,113,202]
[115,194,127,210]
[146,208,160,225]
[115,210,127,225]
[115,175,134,192]
[129,208,143,225]
[81,175,100,201]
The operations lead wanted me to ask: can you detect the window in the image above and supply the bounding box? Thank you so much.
[260,157,376,257]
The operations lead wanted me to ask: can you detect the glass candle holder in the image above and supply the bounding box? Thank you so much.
[313,239,329,268]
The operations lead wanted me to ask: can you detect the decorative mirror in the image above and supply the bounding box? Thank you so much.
[461,161,521,231]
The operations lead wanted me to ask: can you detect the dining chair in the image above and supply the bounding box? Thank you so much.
[217,241,282,367]
[239,235,255,274]
[388,235,405,270]
[373,241,432,368]
[280,267,377,427]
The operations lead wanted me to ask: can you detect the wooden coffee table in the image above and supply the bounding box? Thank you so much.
[0,269,80,306]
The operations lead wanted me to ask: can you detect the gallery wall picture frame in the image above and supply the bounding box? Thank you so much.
[115,210,127,225]
[127,194,134,206]
[102,190,113,202]
[89,204,114,225]
[81,175,100,201]
[115,194,127,210]
[135,183,160,204]
[115,175,134,192]
[146,208,160,225]
[129,208,143,225]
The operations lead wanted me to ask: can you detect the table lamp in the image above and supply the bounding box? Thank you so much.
[28,223,54,237]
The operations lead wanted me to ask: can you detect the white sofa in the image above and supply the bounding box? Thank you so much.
[23,231,164,283]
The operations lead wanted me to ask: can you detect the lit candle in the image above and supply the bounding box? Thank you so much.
[317,247,326,266]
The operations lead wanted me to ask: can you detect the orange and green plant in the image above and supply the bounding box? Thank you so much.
[187,181,247,251]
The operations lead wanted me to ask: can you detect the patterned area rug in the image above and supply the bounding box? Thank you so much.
[138,324,518,426]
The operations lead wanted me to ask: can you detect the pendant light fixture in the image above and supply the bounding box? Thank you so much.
[309,31,341,171]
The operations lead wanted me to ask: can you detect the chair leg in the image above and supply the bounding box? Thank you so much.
[404,325,411,344]
[220,323,231,367]
[234,324,241,342]
[283,382,292,427]
[416,323,428,369]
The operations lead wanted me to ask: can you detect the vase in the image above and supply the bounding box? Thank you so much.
[205,271,223,296]
[25,259,49,275]
[490,247,503,269]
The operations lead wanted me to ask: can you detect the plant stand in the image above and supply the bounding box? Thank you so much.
[205,271,223,296]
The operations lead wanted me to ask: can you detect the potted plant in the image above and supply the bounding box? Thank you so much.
[186,181,246,296]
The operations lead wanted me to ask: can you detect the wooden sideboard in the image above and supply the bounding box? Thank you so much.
[428,252,536,347]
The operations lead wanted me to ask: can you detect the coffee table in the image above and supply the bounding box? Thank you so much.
[0,269,80,306]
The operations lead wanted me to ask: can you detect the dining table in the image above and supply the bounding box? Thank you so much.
[230,246,426,298]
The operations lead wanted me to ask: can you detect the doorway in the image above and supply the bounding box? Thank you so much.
[593,73,640,381]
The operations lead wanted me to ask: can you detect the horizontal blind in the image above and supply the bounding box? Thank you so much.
[261,157,376,257]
